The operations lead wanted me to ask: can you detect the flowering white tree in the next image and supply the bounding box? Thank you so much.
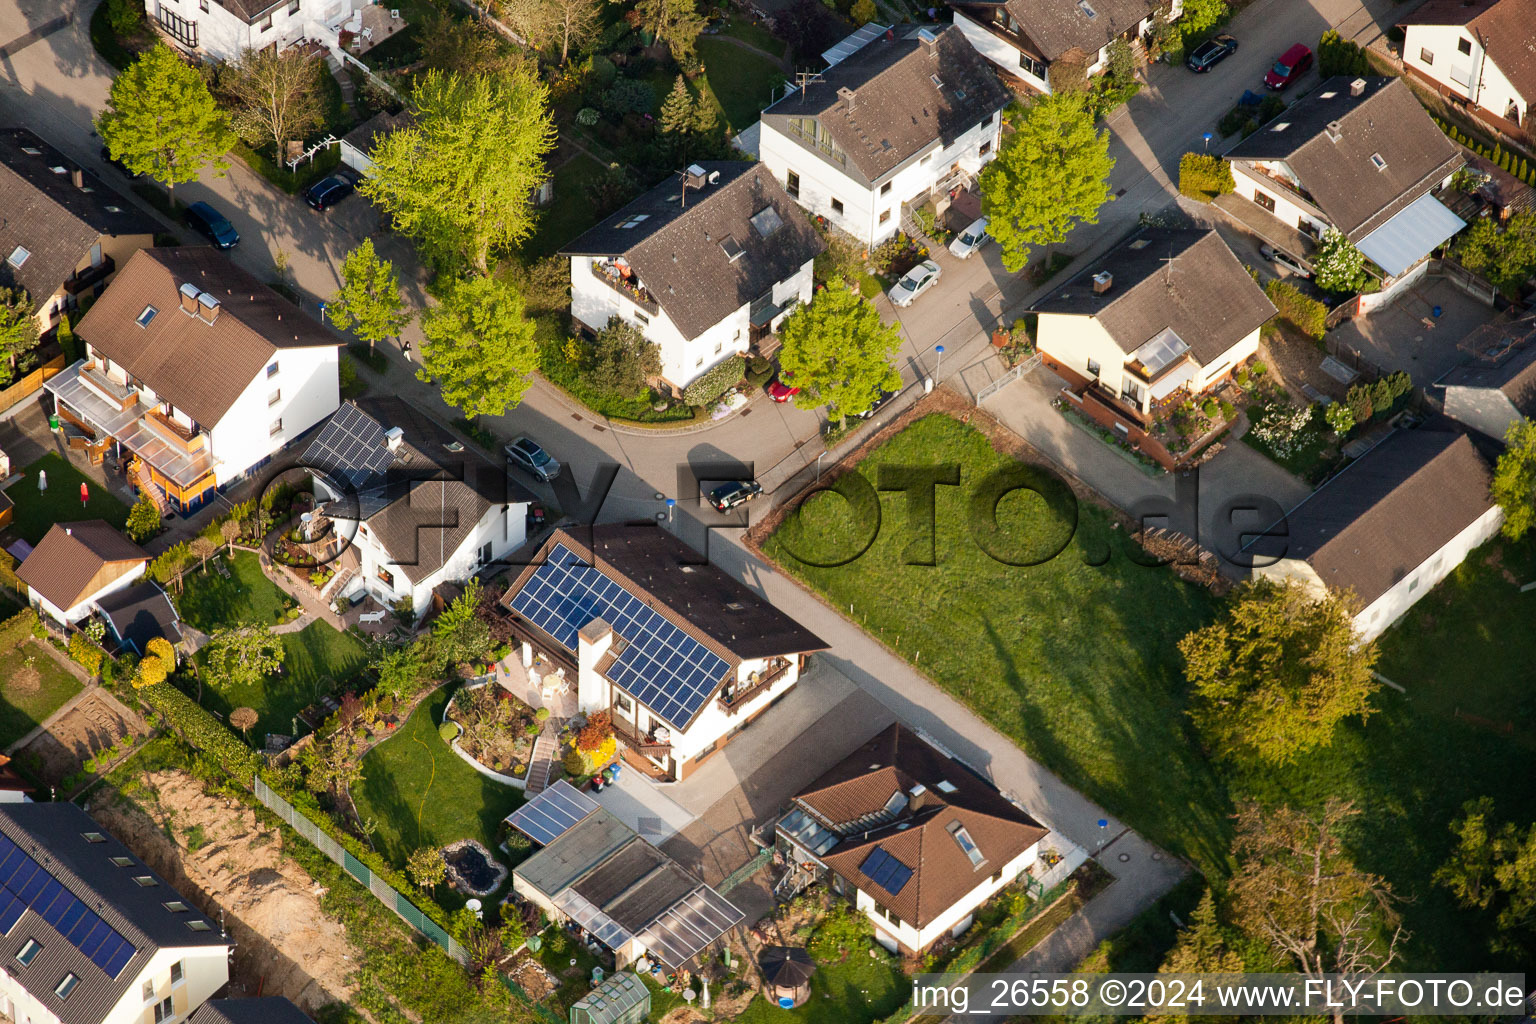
[1313,229,1369,294]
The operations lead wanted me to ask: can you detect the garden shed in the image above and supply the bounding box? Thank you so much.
[569,971,650,1024]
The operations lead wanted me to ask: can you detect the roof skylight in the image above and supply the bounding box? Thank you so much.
[948,821,985,867]
[7,246,29,269]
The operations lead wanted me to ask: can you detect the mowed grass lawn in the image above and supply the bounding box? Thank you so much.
[352,688,524,875]
[524,153,608,261]
[8,454,129,545]
[734,954,909,1024]
[698,38,782,133]
[175,550,295,632]
[0,640,84,747]
[1237,534,1536,972]
[764,414,1229,871]
[193,621,369,742]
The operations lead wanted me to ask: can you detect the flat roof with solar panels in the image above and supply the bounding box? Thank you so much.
[505,780,601,847]
[0,803,227,1024]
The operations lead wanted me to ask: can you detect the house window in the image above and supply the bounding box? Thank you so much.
[143,980,155,1002]
[200,0,208,9]
[785,170,800,198]
[991,868,1004,883]
[831,198,844,215]
[110,856,133,867]
[154,996,174,1023]
[880,182,891,195]
[56,974,79,999]
[714,340,723,353]
[879,210,891,224]
[268,388,281,406]
[1409,577,1419,592]
[133,875,158,887]
[1458,37,1471,55]
[376,567,394,588]
[288,0,300,12]
[1121,380,1143,405]
[16,939,42,966]
[269,418,283,437]
[1450,65,1471,88]
[81,832,107,843]
[266,360,279,377]
[1086,358,1101,378]
[696,355,705,367]
[90,243,103,268]
[981,112,993,127]
[186,921,212,932]
[1253,189,1276,213]
[259,13,272,30]
[980,140,992,156]
[170,961,183,984]
[635,311,649,325]
[1019,52,1045,79]
[1419,47,1433,65]
[137,304,158,328]
[920,153,932,166]
[615,693,632,713]
[163,902,189,913]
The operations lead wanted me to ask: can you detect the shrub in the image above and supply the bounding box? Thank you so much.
[601,77,654,118]
[1346,383,1373,423]
[1177,153,1234,203]
[105,0,143,37]
[807,902,875,962]
[1312,229,1369,294]
[575,107,599,126]
[137,681,260,785]
[125,492,162,542]
[1264,279,1327,339]
[534,707,550,721]
[1324,401,1355,435]
[1250,403,1316,458]
[68,633,104,676]
[681,355,745,407]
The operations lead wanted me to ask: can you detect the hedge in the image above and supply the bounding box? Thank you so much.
[137,681,261,785]
[1434,117,1536,187]
[0,608,40,649]
[1265,279,1328,339]
[681,355,746,407]
[68,633,104,677]
[1177,153,1234,203]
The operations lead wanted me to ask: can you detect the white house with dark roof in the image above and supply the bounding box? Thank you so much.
[0,802,230,1024]
[949,0,1179,93]
[1249,430,1502,642]
[48,247,339,514]
[1399,0,1536,141]
[563,161,824,388]
[148,0,382,64]
[1222,77,1466,305]
[758,25,1011,246]
[304,397,533,619]
[499,525,828,781]
[16,522,149,627]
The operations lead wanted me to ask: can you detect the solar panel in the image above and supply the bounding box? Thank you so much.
[509,545,731,729]
[859,847,913,896]
[636,885,744,968]
[0,839,136,977]
[303,403,395,490]
[506,780,601,846]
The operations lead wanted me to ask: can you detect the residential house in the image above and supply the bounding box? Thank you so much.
[16,521,149,627]
[1222,77,1466,307]
[0,802,230,1024]
[1399,0,1536,143]
[50,247,340,514]
[96,581,184,656]
[149,0,378,64]
[776,723,1050,954]
[950,0,1180,94]
[509,791,743,969]
[1031,227,1276,459]
[188,996,315,1024]
[1249,429,1501,642]
[1436,315,1536,441]
[499,525,828,781]
[0,129,154,335]
[337,110,414,178]
[564,161,824,387]
[758,25,1011,246]
[0,757,35,804]
[304,398,534,619]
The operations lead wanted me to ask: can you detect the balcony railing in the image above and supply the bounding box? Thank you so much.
[718,657,792,715]
[142,408,205,453]
[589,261,660,315]
[79,362,138,410]
[64,256,116,296]
[610,714,672,758]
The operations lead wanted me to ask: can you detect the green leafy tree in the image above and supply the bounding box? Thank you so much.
[850,0,877,24]
[1179,0,1228,39]
[1323,401,1355,436]
[373,642,437,700]
[418,273,537,417]
[1491,418,1536,540]
[218,46,324,156]
[432,579,493,667]
[328,240,411,350]
[105,0,143,37]
[1454,212,1536,295]
[637,0,708,63]
[587,317,661,398]
[0,287,37,386]
[407,845,448,890]
[1178,579,1380,766]
[421,11,529,77]
[125,493,162,542]
[585,161,638,215]
[203,624,285,689]
[359,68,557,273]
[979,91,1114,272]
[97,43,235,204]
[1312,228,1369,294]
[550,0,602,65]
[777,280,902,428]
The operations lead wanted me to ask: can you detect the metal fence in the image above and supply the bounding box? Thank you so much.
[253,777,469,965]
[975,353,1042,405]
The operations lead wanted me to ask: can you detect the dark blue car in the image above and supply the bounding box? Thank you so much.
[303,175,354,212]
[184,202,239,249]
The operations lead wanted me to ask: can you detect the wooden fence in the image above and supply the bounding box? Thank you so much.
[0,352,66,416]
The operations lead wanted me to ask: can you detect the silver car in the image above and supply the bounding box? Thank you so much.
[1260,244,1312,279]
[948,216,990,259]
[505,436,561,482]
[889,260,942,307]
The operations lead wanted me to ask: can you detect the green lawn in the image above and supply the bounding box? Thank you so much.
[763,414,1230,873]
[351,687,525,875]
[0,640,84,747]
[7,455,130,545]
[524,153,608,261]
[192,621,369,742]
[715,18,787,58]
[698,38,783,133]
[734,954,909,1024]
[174,550,295,633]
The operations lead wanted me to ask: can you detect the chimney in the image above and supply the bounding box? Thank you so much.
[197,291,221,324]
[838,85,856,110]
[179,281,200,314]
[684,163,707,189]
[384,426,404,451]
[1325,119,1343,142]
[918,26,939,56]
[70,168,83,189]
[1092,271,1113,295]
[1350,77,1367,97]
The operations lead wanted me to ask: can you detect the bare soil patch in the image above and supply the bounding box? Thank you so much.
[13,689,146,785]
[10,666,40,694]
[88,770,372,1020]
[1258,328,1344,404]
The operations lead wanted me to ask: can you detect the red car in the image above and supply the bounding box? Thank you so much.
[766,374,800,402]
[1264,43,1313,90]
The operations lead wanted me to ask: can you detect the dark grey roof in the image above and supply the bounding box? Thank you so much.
[1249,430,1495,606]
[953,0,1158,62]
[572,839,699,932]
[0,803,226,1024]
[761,26,1010,185]
[1225,77,1464,241]
[189,998,314,1024]
[0,128,153,303]
[209,0,288,24]
[1032,228,1277,364]
[339,110,415,157]
[1440,318,1536,416]
[306,398,534,582]
[562,162,823,340]
[96,581,182,655]
[516,808,634,899]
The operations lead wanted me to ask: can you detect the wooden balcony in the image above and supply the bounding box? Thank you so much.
[143,408,205,452]
[718,657,791,715]
[589,261,660,315]
[78,362,138,411]
[63,256,115,296]
[610,714,673,758]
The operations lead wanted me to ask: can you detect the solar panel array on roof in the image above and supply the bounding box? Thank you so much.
[778,808,838,857]
[304,403,394,489]
[509,544,731,729]
[506,780,600,847]
[636,885,744,968]
[859,846,913,897]
[0,834,136,978]
[553,888,632,950]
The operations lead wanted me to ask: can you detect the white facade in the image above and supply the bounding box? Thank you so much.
[1442,382,1528,440]
[1231,162,1331,241]
[31,560,147,626]
[858,840,1042,953]
[0,944,228,1024]
[568,256,815,388]
[151,0,372,64]
[1402,23,1529,127]
[950,8,1172,93]
[759,109,1005,246]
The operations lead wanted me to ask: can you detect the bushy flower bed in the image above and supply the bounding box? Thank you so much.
[1249,402,1318,458]
[446,684,537,775]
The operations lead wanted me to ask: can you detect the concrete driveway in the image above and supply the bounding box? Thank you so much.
[1328,278,1496,385]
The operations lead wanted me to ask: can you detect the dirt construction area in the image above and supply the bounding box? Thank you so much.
[13,689,148,787]
[87,770,370,1020]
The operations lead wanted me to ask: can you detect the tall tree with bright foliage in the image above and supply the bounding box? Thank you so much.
[1491,418,1536,540]
[418,274,538,417]
[777,280,903,428]
[328,240,411,350]
[979,91,1114,272]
